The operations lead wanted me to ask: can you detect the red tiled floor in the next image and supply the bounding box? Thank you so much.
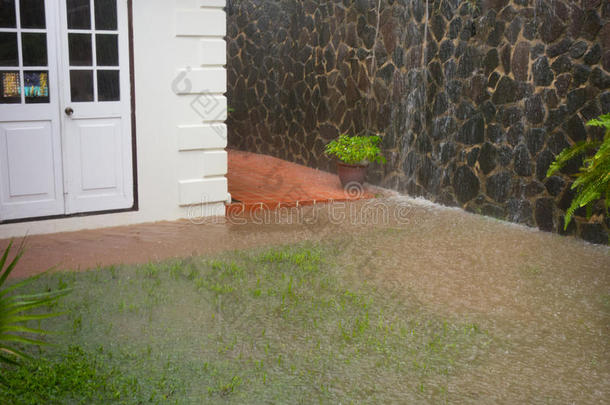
[226,149,374,214]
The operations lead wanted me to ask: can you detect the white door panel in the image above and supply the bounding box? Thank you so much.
[0,121,64,219]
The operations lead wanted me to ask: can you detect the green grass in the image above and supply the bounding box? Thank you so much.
[1,242,491,403]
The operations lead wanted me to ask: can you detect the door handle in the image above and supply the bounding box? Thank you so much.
[64,107,74,116]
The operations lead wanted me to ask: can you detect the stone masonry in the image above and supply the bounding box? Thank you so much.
[227,0,610,244]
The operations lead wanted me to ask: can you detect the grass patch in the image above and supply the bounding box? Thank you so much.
[1,242,491,403]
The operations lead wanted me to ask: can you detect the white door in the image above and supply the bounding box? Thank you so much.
[0,0,64,220]
[0,0,133,221]
[59,0,133,214]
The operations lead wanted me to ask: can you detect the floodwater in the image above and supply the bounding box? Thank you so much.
[3,196,608,402]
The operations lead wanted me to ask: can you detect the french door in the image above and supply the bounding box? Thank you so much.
[0,0,133,221]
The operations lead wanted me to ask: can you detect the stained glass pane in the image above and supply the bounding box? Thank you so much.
[0,70,20,103]
[21,32,47,66]
[94,0,117,31]
[68,33,92,66]
[97,69,119,101]
[24,70,48,103]
[20,0,45,29]
[67,0,91,30]
[0,0,16,28]
[96,34,118,66]
[0,32,18,66]
[70,69,93,102]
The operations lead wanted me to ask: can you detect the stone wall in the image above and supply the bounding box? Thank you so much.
[226,0,610,244]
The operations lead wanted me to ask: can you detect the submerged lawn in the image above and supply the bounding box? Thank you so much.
[1,241,490,404]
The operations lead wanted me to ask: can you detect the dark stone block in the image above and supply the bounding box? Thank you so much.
[439,40,454,63]
[563,115,587,143]
[453,165,480,204]
[498,145,513,166]
[481,100,497,122]
[540,15,565,43]
[486,171,512,203]
[492,76,519,105]
[590,68,610,90]
[582,10,602,41]
[505,17,522,44]
[531,43,545,59]
[526,128,546,155]
[487,124,504,143]
[433,92,449,116]
[525,94,545,124]
[487,20,506,47]
[378,63,394,84]
[431,116,456,140]
[457,101,476,120]
[544,176,565,197]
[572,64,591,87]
[447,80,463,103]
[481,204,506,219]
[536,149,555,181]
[546,38,572,58]
[507,122,524,146]
[554,74,571,98]
[583,44,601,65]
[542,88,559,109]
[580,101,601,121]
[506,198,533,225]
[550,55,572,75]
[566,88,587,114]
[457,114,485,145]
[483,48,499,75]
[532,57,554,86]
[601,92,610,113]
[523,20,537,40]
[514,144,532,176]
[431,14,446,42]
[512,42,530,81]
[478,142,497,174]
[440,141,457,164]
[570,41,588,59]
[502,106,523,127]
[535,198,555,232]
[580,223,608,245]
[547,131,570,155]
[458,46,482,78]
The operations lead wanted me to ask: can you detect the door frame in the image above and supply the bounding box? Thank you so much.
[0,0,138,225]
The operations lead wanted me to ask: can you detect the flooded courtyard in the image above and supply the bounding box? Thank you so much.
[2,197,608,403]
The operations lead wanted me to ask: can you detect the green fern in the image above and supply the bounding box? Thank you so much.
[0,240,70,376]
[547,113,610,229]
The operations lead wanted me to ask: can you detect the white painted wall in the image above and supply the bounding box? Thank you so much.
[0,0,229,238]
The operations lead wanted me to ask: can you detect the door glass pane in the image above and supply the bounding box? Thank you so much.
[68,33,92,66]
[21,32,47,66]
[70,69,93,101]
[24,70,48,103]
[20,0,45,29]
[0,70,20,103]
[96,34,118,66]
[94,0,117,31]
[97,69,119,101]
[0,0,16,28]
[67,0,91,30]
[0,32,18,66]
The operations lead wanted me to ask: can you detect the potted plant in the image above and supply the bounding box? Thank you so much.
[324,134,386,187]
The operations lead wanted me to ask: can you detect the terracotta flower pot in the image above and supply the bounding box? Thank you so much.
[336,162,368,187]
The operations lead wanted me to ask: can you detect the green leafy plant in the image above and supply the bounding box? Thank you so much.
[547,113,610,229]
[0,240,69,371]
[324,134,386,165]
